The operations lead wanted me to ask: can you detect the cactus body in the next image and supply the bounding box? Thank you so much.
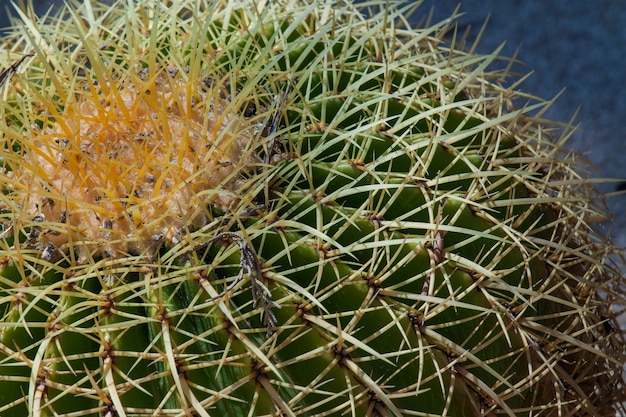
[0,0,624,416]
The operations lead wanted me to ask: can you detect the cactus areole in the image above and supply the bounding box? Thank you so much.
[0,0,624,416]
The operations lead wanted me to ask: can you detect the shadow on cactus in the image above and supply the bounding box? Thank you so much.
[0,0,624,415]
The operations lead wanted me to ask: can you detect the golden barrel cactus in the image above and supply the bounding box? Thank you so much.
[0,0,624,415]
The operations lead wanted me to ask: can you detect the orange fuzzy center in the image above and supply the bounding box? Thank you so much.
[9,70,255,259]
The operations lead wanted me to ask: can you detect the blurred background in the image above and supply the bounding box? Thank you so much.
[1,0,625,247]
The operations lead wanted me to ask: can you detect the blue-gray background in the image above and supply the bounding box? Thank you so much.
[1,0,625,246]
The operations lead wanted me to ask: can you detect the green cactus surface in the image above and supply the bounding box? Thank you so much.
[0,0,624,416]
